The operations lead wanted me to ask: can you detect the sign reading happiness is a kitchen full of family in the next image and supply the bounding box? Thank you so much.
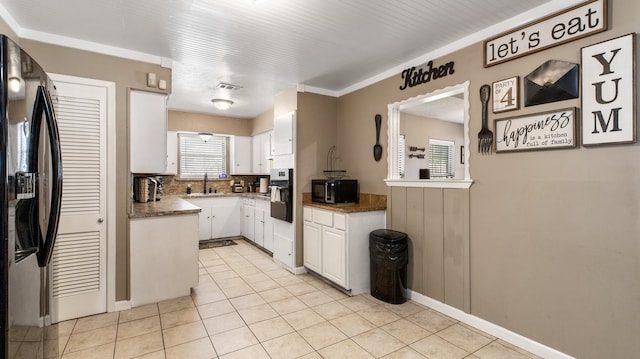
[484,0,607,67]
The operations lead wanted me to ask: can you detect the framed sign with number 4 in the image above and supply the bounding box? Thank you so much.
[492,76,519,113]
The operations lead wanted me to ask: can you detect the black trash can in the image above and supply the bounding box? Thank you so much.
[369,229,408,304]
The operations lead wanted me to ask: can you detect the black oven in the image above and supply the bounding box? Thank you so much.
[311,179,359,204]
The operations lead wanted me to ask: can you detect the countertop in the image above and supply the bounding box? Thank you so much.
[129,196,201,219]
[129,192,271,219]
[302,193,387,213]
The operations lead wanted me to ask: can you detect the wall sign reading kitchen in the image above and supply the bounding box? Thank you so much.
[399,60,455,90]
[484,0,606,67]
[495,108,577,152]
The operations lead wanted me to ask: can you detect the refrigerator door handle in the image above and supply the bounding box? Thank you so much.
[35,85,63,267]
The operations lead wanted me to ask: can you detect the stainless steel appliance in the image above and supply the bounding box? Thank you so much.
[270,168,293,222]
[1,35,63,358]
[312,179,359,204]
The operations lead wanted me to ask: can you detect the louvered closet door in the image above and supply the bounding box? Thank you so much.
[50,81,107,323]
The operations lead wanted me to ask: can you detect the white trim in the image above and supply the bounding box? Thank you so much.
[21,29,171,67]
[387,81,471,183]
[294,266,308,275]
[408,290,575,359]
[113,301,132,312]
[48,73,118,314]
[335,0,585,97]
[0,2,170,67]
[385,179,473,189]
[2,0,583,96]
[0,3,21,37]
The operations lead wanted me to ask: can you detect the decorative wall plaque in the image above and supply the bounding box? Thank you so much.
[581,33,636,146]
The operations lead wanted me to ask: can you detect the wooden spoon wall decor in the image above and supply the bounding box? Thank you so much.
[374,114,382,161]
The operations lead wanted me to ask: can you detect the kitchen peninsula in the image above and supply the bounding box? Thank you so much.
[129,197,200,306]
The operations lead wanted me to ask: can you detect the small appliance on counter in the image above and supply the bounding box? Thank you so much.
[312,178,359,204]
[233,180,244,193]
[133,176,163,202]
[270,168,293,222]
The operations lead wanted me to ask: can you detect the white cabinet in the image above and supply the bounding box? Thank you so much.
[322,227,347,287]
[254,208,265,247]
[130,90,167,174]
[242,198,273,251]
[242,204,255,241]
[164,131,178,175]
[187,197,241,240]
[230,136,252,174]
[273,111,294,156]
[274,232,294,268]
[303,206,385,294]
[252,131,272,174]
[263,208,274,252]
[130,213,199,306]
[303,221,322,273]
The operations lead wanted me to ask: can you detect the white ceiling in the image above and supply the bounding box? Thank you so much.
[0,0,582,119]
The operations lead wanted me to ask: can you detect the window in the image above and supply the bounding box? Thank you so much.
[428,139,454,178]
[179,133,227,178]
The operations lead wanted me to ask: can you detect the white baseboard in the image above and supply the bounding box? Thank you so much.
[407,290,574,359]
[113,300,132,312]
[294,266,307,275]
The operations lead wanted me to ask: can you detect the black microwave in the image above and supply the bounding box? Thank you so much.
[312,179,359,204]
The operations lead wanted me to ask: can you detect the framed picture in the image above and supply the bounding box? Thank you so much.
[494,108,577,152]
[581,33,636,146]
[492,76,519,113]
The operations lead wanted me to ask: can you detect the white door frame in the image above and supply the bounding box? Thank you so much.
[49,73,117,312]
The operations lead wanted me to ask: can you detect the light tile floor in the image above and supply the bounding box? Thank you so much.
[48,240,541,358]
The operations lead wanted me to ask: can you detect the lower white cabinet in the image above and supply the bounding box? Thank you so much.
[242,198,273,252]
[242,203,255,241]
[303,206,385,294]
[130,214,199,306]
[187,197,241,240]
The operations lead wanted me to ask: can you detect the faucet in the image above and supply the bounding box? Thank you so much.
[203,173,208,194]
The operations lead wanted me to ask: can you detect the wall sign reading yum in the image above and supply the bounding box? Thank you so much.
[399,60,455,90]
[581,33,636,146]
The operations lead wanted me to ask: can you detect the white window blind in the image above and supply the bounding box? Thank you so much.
[179,133,227,178]
[428,139,454,178]
[398,134,406,178]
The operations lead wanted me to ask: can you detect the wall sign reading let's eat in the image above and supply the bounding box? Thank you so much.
[484,0,606,67]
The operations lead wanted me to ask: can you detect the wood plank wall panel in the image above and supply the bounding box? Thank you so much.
[424,188,445,302]
[406,187,426,293]
[390,187,407,232]
[443,189,470,311]
[388,186,469,312]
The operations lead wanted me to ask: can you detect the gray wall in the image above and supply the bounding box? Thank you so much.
[336,1,640,357]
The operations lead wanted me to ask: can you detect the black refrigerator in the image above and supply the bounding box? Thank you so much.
[0,35,63,358]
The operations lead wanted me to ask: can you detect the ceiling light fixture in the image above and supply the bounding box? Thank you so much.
[198,133,213,142]
[211,98,234,110]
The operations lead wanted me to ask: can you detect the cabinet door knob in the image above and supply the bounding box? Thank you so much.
[98,218,104,223]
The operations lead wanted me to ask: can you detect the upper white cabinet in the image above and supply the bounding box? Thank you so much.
[273,111,294,156]
[252,131,273,174]
[130,90,168,174]
[164,131,178,175]
[230,135,252,174]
